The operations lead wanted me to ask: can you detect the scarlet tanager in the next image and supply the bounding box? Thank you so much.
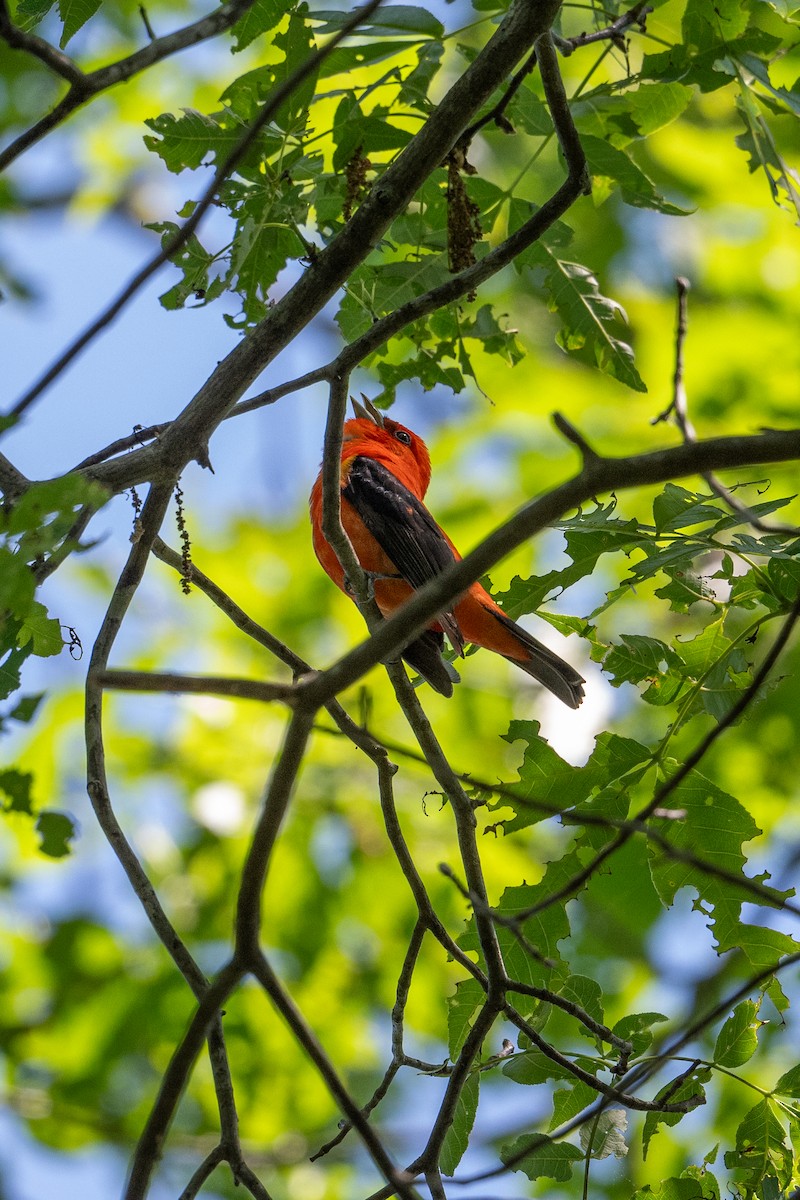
[309,399,585,708]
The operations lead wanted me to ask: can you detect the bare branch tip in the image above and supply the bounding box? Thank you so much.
[552,412,599,461]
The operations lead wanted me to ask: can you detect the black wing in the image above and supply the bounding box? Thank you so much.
[343,456,464,655]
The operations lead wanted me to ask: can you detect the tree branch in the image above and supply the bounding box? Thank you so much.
[235,708,316,960]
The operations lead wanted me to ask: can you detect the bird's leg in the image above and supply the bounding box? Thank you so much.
[343,570,401,602]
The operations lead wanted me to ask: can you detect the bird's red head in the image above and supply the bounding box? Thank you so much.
[343,400,432,500]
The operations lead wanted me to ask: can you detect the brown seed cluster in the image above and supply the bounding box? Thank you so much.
[174,482,193,595]
[343,144,372,221]
[446,152,482,287]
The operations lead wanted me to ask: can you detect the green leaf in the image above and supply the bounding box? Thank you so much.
[723,1099,793,1192]
[774,1064,800,1098]
[0,646,31,703]
[734,91,800,222]
[580,135,692,216]
[652,484,724,533]
[4,474,108,546]
[508,86,553,136]
[557,975,604,1044]
[735,52,800,118]
[623,82,694,136]
[500,1134,583,1181]
[550,1081,600,1130]
[319,38,422,79]
[361,4,443,35]
[647,767,797,968]
[524,243,646,391]
[147,222,223,312]
[497,501,648,617]
[310,5,443,36]
[8,693,45,723]
[681,1165,720,1200]
[0,546,35,614]
[448,978,485,1059]
[18,601,63,658]
[604,634,685,688]
[0,768,34,814]
[498,722,652,833]
[57,0,100,46]
[231,0,287,53]
[336,256,450,340]
[655,569,717,614]
[440,1072,479,1176]
[14,0,54,31]
[633,1178,716,1200]
[262,7,318,129]
[331,97,413,170]
[504,1046,577,1086]
[230,218,300,306]
[643,1067,710,1157]
[144,110,240,173]
[36,810,77,858]
[612,1012,668,1057]
[713,1000,760,1067]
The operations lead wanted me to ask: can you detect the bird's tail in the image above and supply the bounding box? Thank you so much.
[401,630,461,697]
[492,610,585,709]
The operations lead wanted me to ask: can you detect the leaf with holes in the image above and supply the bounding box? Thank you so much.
[525,244,646,391]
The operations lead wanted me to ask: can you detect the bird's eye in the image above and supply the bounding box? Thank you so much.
[394,429,412,446]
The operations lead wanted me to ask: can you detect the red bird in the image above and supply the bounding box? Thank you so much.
[309,399,584,708]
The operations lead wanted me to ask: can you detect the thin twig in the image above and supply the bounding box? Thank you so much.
[177,1145,226,1200]
[552,412,600,461]
[311,922,426,1161]
[652,277,799,536]
[503,1007,702,1114]
[386,663,506,992]
[559,0,652,55]
[96,668,296,704]
[458,1,651,147]
[72,422,171,472]
[411,1001,500,1175]
[320,371,375,606]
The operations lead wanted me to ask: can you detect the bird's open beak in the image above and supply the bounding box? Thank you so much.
[351,394,385,427]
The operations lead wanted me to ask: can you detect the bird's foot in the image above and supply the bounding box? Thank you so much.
[344,570,401,602]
